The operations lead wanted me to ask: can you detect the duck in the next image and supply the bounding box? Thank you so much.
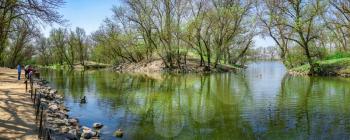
[80,96,87,104]
[114,128,123,137]
[93,123,104,129]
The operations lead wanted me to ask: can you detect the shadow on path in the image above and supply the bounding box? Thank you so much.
[0,68,37,140]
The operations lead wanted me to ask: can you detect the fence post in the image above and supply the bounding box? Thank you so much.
[25,80,28,91]
[38,106,44,139]
[35,94,41,121]
[33,88,37,105]
[30,80,33,99]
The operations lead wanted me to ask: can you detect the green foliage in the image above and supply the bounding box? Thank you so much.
[290,64,310,75]
[285,47,308,68]
[325,52,350,60]
[23,58,36,66]
[0,0,64,66]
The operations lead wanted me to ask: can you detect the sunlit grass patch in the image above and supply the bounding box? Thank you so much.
[289,58,350,77]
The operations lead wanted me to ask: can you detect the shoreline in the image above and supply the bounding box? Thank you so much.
[0,67,101,139]
[36,59,243,74]
[32,78,81,139]
[288,71,350,78]
[288,58,350,78]
[32,78,103,139]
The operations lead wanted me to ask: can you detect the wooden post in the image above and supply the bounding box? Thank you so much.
[36,94,41,120]
[25,80,27,91]
[30,81,33,99]
[38,106,44,139]
[33,88,37,105]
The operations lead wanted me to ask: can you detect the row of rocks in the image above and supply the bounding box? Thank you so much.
[33,79,103,140]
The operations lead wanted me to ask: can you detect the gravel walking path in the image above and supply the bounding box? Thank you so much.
[0,67,37,140]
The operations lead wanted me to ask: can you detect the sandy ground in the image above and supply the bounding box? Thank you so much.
[0,67,38,140]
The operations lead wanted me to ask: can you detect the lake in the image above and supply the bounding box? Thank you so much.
[40,61,350,140]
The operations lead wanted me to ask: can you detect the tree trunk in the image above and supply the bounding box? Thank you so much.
[165,0,173,68]
[303,45,316,75]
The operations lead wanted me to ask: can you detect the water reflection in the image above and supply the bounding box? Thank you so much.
[40,61,350,140]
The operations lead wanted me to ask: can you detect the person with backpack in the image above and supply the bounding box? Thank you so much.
[27,66,35,80]
[24,65,29,79]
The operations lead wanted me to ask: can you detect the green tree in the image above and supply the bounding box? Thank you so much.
[0,0,64,66]
[273,0,326,74]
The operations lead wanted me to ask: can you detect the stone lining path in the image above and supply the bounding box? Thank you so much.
[0,67,37,140]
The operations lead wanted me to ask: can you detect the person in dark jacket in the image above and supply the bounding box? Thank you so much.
[27,66,34,80]
[24,65,29,79]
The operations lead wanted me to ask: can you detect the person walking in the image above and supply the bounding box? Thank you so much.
[17,64,21,80]
[24,65,29,79]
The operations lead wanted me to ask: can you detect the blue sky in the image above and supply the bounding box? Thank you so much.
[43,0,274,48]
[43,0,121,36]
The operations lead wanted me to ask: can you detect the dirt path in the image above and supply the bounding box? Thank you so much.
[0,67,37,140]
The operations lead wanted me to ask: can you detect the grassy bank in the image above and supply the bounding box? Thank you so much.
[289,58,350,77]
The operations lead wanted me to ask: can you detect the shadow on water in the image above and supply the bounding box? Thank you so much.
[40,61,350,140]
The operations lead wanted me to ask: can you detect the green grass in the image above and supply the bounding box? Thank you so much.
[319,58,350,65]
[325,52,350,60]
[290,58,350,76]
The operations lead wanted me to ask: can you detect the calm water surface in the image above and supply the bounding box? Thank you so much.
[40,61,350,140]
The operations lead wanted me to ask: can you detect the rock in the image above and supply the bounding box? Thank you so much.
[81,126,99,139]
[92,123,103,129]
[63,107,70,112]
[34,79,83,139]
[56,94,63,99]
[47,116,54,121]
[82,126,92,133]
[81,132,93,139]
[69,128,78,136]
[49,104,58,111]
[69,118,79,126]
[53,112,67,119]
[61,126,69,133]
[52,118,66,125]
[53,133,78,140]
[114,129,123,137]
[53,100,62,104]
